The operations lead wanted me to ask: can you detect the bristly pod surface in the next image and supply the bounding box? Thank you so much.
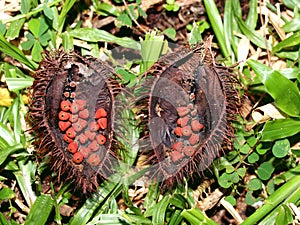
[137,37,240,188]
[30,50,120,193]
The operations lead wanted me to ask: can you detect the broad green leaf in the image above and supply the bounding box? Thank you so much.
[0,212,10,225]
[237,167,246,178]
[273,32,300,53]
[248,178,262,191]
[31,41,43,62]
[224,196,236,206]
[116,14,132,28]
[248,152,259,163]
[24,195,54,225]
[257,162,274,180]
[162,28,176,41]
[21,33,35,50]
[39,32,51,46]
[219,173,233,188]
[68,28,140,50]
[6,19,25,39]
[28,19,40,38]
[248,59,300,117]
[239,144,251,154]
[262,118,300,141]
[21,0,32,14]
[0,187,15,200]
[245,191,260,205]
[272,139,290,158]
[43,4,54,20]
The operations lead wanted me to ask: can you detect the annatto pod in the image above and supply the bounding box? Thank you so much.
[138,36,241,188]
[30,50,120,193]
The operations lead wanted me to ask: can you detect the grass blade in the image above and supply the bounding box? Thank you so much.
[0,33,38,70]
[68,28,140,50]
[24,194,54,225]
[203,0,229,58]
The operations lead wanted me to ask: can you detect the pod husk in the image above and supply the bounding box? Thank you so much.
[137,37,240,188]
[30,50,120,193]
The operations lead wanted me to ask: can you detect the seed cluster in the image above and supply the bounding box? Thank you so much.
[58,83,108,167]
[170,103,204,163]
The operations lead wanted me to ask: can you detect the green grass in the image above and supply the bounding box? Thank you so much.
[0,0,300,224]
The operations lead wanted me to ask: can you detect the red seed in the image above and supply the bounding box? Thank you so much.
[184,146,195,156]
[60,100,71,111]
[64,134,73,143]
[73,152,83,164]
[79,147,90,158]
[69,81,76,88]
[96,134,106,145]
[177,106,189,117]
[63,92,70,98]
[58,111,70,121]
[87,153,101,166]
[84,130,96,141]
[72,118,88,132]
[66,127,76,139]
[77,133,88,144]
[174,127,182,137]
[58,121,71,132]
[95,108,107,119]
[70,92,76,98]
[191,120,204,132]
[172,142,183,152]
[75,99,87,110]
[189,133,199,145]
[97,118,107,129]
[88,140,100,151]
[70,102,80,113]
[170,151,183,162]
[69,114,78,123]
[67,142,78,153]
[79,108,89,119]
[89,121,100,131]
[182,126,192,137]
[177,116,189,127]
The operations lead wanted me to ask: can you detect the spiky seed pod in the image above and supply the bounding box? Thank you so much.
[30,50,121,193]
[138,36,241,189]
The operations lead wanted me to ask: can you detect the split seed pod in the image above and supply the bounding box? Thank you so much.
[138,37,240,188]
[30,50,120,193]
